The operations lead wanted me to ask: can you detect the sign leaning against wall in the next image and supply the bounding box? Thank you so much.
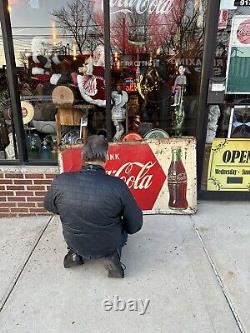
[59,138,197,214]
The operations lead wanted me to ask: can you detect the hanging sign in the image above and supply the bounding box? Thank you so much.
[207,138,250,191]
[218,9,229,30]
[226,15,250,93]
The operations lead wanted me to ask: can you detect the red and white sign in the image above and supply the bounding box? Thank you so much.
[59,139,197,214]
[218,9,229,30]
[237,19,250,44]
[92,0,184,52]
[105,143,166,210]
[230,15,250,46]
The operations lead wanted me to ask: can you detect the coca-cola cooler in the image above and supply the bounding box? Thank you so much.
[58,138,197,214]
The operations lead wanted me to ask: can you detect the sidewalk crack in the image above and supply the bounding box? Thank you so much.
[0,216,53,313]
[190,219,245,333]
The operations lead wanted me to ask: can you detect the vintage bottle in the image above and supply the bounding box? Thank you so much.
[28,134,40,160]
[40,138,51,160]
[168,147,188,210]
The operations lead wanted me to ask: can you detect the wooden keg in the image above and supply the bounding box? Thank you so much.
[52,85,81,105]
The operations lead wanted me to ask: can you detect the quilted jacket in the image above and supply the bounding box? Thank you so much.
[44,164,143,257]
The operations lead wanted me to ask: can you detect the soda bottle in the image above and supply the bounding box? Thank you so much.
[40,138,51,160]
[28,134,40,160]
[168,147,188,210]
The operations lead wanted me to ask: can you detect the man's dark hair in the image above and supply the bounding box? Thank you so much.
[83,135,108,162]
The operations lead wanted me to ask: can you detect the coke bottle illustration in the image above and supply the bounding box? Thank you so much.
[168,147,188,210]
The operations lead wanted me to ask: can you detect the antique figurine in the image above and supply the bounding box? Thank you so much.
[206,105,221,143]
[111,84,128,142]
[172,65,187,136]
[172,65,187,107]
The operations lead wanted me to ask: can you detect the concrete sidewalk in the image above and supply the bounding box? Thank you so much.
[0,202,249,333]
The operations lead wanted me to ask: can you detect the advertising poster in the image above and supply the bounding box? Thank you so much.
[207,138,250,191]
[59,138,197,215]
[226,15,250,93]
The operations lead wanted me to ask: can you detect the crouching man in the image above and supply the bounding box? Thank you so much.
[44,135,143,278]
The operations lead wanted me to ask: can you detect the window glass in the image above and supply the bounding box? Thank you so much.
[202,1,250,191]
[0,22,18,160]
[96,0,207,140]
[9,0,104,161]
[7,0,208,161]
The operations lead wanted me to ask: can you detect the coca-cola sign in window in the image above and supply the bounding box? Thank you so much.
[92,0,184,51]
[237,19,250,44]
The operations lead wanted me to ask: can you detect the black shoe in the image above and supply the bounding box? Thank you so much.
[104,251,125,278]
[63,250,84,268]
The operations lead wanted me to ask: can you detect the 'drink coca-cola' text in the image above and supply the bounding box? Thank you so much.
[106,162,156,190]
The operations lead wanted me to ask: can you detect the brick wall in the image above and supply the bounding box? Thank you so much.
[0,166,59,217]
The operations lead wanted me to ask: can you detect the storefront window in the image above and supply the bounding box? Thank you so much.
[0,23,18,160]
[203,0,250,192]
[2,0,209,163]
[93,0,208,141]
[8,0,104,161]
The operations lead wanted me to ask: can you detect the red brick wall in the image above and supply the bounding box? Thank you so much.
[0,170,58,217]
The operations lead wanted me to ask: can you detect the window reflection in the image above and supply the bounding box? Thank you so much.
[10,0,104,160]
[5,0,207,161]
[105,0,207,140]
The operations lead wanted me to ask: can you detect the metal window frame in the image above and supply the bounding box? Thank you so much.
[196,0,221,190]
[103,0,112,142]
[0,0,28,164]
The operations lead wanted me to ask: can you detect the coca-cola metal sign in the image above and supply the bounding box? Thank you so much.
[58,139,197,214]
[237,19,250,44]
[105,143,166,210]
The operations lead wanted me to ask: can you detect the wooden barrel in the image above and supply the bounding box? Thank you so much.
[52,85,81,105]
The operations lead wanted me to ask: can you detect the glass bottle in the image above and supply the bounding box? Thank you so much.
[40,138,51,160]
[168,147,188,210]
[28,134,41,160]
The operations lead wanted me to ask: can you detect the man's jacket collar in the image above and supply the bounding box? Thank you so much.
[82,164,105,173]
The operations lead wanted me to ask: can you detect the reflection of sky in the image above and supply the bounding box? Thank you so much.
[10,0,69,27]
[0,0,70,66]
[220,0,236,10]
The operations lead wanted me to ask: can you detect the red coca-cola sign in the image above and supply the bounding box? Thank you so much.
[237,19,250,44]
[59,143,166,210]
[105,143,166,210]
